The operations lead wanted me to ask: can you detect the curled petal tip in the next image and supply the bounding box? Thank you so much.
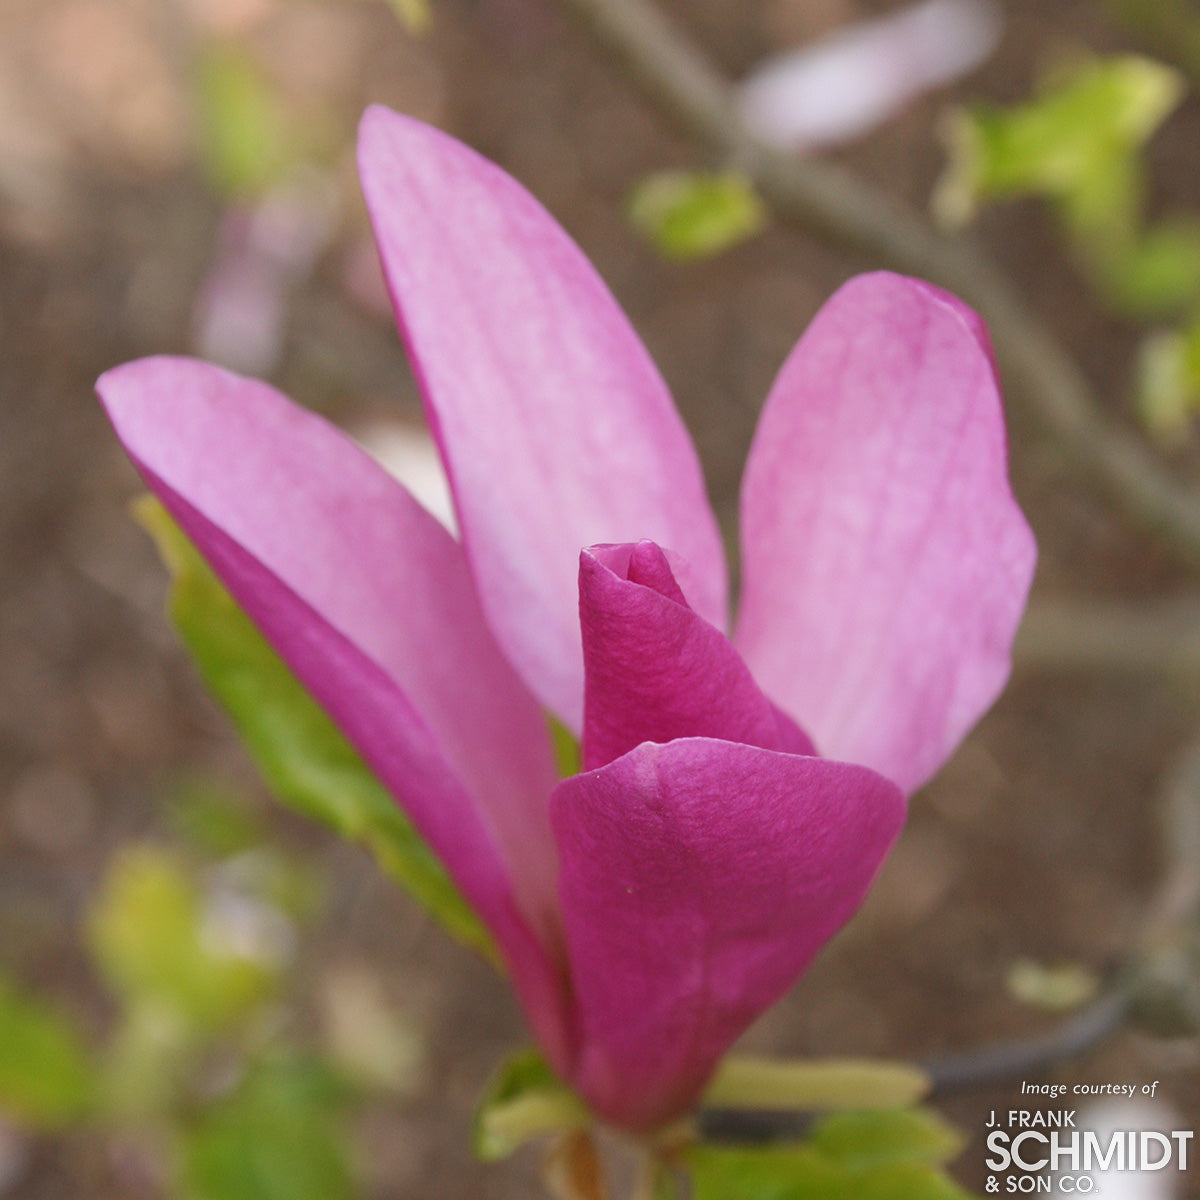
[580,540,814,770]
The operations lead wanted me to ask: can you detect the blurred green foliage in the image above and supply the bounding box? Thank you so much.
[193,0,429,203]
[686,1109,971,1200]
[0,978,94,1129]
[181,1056,355,1200]
[804,1109,965,1171]
[0,788,418,1199]
[136,498,497,963]
[630,171,767,261]
[476,1050,976,1196]
[936,56,1180,226]
[171,782,266,858]
[1137,316,1200,442]
[705,1056,930,1111]
[1005,958,1100,1012]
[89,846,276,1032]
[194,45,296,200]
[936,51,1200,442]
[474,1049,587,1161]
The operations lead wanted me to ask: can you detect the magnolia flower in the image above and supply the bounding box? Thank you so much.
[97,106,1035,1131]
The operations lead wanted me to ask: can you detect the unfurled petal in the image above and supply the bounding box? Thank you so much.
[579,541,814,770]
[357,106,728,729]
[736,272,1036,795]
[551,739,905,1129]
[96,359,571,1063]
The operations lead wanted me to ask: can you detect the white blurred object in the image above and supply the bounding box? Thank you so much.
[353,421,458,535]
[201,850,298,969]
[737,0,1002,151]
[200,888,296,968]
[1045,1099,1182,1200]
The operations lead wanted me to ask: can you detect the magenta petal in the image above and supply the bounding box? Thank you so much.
[736,273,1036,794]
[580,542,814,770]
[96,359,570,1061]
[357,107,728,729]
[552,739,905,1129]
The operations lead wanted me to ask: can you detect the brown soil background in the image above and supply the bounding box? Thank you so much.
[2,0,1198,1195]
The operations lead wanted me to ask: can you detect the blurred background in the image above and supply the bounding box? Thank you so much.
[2,0,1199,1195]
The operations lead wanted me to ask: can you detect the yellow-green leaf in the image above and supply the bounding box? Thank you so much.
[181,1056,354,1200]
[807,1109,965,1171]
[704,1056,930,1112]
[135,499,496,964]
[935,54,1184,236]
[88,845,275,1031]
[474,1049,588,1161]
[686,1143,976,1200]
[1137,315,1200,442]
[194,45,293,200]
[1006,958,1100,1012]
[686,1111,975,1200]
[0,975,94,1128]
[631,171,766,261]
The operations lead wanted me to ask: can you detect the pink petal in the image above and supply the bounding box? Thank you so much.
[357,106,728,729]
[736,273,1036,794]
[96,359,570,1063]
[552,738,905,1129]
[580,541,814,770]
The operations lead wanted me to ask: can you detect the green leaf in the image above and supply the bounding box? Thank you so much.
[1137,315,1200,441]
[685,1136,975,1200]
[630,171,766,261]
[687,1103,971,1200]
[87,845,276,1031]
[100,999,194,1119]
[194,45,294,200]
[180,1055,355,1200]
[934,54,1184,239]
[0,975,94,1128]
[704,1056,930,1111]
[935,54,1198,320]
[687,1144,832,1200]
[806,1108,965,1171]
[136,499,496,963]
[171,782,265,858]
[474,1049,588,1161]
[1006,958,1100,1012]
[1096,220,1200,315]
